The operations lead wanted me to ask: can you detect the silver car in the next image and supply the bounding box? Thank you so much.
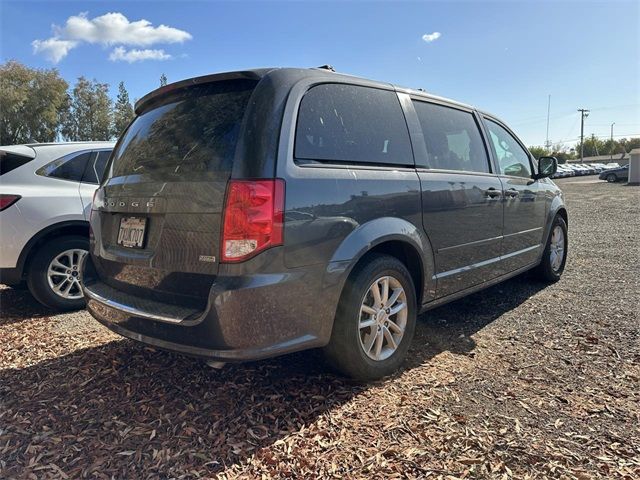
[0,142,114,310]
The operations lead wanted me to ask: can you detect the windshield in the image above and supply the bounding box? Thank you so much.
[109,79,257,181]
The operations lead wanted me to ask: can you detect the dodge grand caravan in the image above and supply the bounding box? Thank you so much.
[83,67,567,380]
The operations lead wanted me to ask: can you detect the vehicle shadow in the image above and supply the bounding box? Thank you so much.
[0,285,55,326]
[0,274,546,477]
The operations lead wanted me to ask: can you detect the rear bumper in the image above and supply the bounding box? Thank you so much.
[84,254,342,361]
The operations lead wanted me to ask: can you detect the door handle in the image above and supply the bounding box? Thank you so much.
[505,188,519,198]
[484,187,502,199]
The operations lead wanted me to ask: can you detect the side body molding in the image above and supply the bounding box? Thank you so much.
[324,217,436,306]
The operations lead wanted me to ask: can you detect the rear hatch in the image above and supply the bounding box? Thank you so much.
[92,78,258,308]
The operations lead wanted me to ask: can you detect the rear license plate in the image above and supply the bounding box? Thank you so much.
[117,217,147,248]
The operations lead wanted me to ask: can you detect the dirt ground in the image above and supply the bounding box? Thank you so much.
[1,177,638,479]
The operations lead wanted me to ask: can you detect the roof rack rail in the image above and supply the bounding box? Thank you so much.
[316,64,335,72]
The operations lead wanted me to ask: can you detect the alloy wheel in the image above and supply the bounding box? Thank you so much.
[358,276,408,361]
[46,249,87,300]
[549,226,565,272]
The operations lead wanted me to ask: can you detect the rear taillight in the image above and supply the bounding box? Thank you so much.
[0,194,20,211]
[221,179,285,262]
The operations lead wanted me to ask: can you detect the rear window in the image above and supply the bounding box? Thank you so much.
[0,151,34,176]
[37,151,92,182]
[110,79,257,180]
[295,84,413,166]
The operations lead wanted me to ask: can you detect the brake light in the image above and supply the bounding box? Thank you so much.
[221,179,285,262]
[0,194,20,211]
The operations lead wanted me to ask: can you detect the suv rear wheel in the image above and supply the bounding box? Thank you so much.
[323,254,417,380]
[27,235,89,311]
[606,173,617,183]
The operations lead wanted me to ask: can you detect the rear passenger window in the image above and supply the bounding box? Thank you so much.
[295,84,413,166]
[38,151,92,182]
[82,150,112,184]
[413,101,490,173]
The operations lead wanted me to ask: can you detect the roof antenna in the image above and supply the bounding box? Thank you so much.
[317,64,335,72]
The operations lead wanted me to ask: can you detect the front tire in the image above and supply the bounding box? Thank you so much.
[606,173,617,183]
[323,254,417,380]
[534,216,568,283]
[26,235,89,311]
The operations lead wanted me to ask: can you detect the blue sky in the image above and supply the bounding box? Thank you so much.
[1,0,638,148]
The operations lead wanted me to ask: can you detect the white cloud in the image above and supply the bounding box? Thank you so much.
[109,47,171,63]
[60,12,192,46]
[32,37,78,63]
[33,12,191,63]
[422,32,442,43]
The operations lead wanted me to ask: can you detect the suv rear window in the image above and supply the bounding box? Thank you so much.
[0,151,34,176]
[38,151,92,182]
[295,84,413,167]
[109,79,257,180]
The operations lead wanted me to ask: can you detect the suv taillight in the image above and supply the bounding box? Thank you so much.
[0,194,20,211]
[221,179,285,262]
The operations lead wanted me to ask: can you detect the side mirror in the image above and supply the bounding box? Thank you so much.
[535,156,557,179]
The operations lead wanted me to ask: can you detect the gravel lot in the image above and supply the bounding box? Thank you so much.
[1,178,638,479]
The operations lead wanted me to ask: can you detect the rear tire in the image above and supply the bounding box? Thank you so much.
[323,254,417,380]
[534,216,568,283]
[606,173,617,183]
[26,235,89,311]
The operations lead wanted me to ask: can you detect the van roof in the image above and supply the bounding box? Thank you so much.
[134,67,477,115]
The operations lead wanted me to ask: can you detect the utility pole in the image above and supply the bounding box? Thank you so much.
[545,95,552,151]
[578,108,590,163]
[610,122,615,162]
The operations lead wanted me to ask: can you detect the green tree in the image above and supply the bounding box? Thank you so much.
[575,136,606,158]
[549,143,574,164]
[528,146,548,159]
[0,60,69,144]
[112,81,134,137]
[618,137,640,153]
[62,77,112,141]
[160,73,168,86]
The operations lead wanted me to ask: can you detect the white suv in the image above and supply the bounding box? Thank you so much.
[0,142,115,310]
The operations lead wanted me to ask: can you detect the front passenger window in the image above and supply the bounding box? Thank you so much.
[485,119,532,178]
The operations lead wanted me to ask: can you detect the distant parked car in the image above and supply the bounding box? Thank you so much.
[567,164,586,175]
[0,142,115,310]
[599,164,629,183]
[552,165,573,178]
[603,163,621,170]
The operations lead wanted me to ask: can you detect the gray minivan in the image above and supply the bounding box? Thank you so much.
[83,67,567,380]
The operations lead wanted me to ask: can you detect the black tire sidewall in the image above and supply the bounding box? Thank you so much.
[26,235,89,311]
[538,216,568,282]
[324,254,417,380]
[607,174,617,183]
